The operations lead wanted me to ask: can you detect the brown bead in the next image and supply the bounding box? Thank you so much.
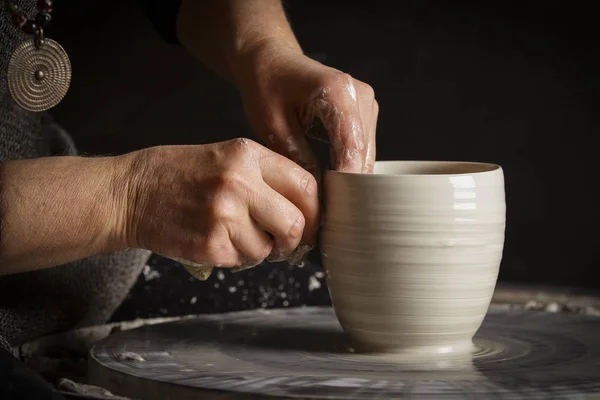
[37,0,53,13]
[22,20,37,35]
[11,11,27,28]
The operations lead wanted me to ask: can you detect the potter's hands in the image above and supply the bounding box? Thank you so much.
[236,40,379,176]
[122,139,319,267]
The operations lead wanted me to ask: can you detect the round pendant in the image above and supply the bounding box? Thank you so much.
[7,38,72,112]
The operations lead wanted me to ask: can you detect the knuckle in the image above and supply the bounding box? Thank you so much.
[321,73,375,102]
[205,203,223,224]
[205,196,224,220]
[319,72,352,95]
[227,137,255,157]
[209,194,239,224]
[330,72,353,88]
[214,170,248,195]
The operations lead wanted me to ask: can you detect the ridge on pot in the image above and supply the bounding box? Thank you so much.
[321,161,506,355]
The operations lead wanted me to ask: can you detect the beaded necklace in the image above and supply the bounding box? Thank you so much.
[4,0,71,112]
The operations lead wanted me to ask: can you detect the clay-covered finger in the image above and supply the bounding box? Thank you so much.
[312,75,367,173]
[364,99,379,173]
[354,85,376,174]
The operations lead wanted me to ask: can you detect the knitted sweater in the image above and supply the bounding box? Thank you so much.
[0,0,186,352]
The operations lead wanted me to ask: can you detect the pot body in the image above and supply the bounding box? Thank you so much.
[322,161,506,354]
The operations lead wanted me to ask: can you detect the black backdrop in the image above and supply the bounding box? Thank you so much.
[45,1,599,321]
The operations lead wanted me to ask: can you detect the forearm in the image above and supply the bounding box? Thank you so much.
[0,156,128,274]
[176,0,302,86]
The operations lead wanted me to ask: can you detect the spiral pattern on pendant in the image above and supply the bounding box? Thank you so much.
[7,38,71,112]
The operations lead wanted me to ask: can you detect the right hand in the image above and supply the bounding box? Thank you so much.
[119,138,319,267]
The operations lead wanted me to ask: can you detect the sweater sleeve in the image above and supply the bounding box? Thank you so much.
[136,0,183,45]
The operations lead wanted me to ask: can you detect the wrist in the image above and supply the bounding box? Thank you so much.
[230,36,303,90]
[108,151,146,251]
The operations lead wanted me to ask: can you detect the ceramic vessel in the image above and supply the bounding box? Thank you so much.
[321,161,506,355]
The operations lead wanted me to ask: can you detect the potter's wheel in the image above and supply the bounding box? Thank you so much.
[89,306,600,399]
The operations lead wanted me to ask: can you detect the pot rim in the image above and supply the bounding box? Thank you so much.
[327,160,502,178]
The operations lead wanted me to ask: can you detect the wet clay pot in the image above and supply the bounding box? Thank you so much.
[321,161,506,355]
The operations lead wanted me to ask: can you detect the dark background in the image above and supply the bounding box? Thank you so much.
[46,1,599,321]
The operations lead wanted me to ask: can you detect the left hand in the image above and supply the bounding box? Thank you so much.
[235,39,378,179]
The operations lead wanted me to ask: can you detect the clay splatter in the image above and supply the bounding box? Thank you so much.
[142,265,161,282]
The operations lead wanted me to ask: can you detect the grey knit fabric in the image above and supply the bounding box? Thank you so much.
[0,1,150,352]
